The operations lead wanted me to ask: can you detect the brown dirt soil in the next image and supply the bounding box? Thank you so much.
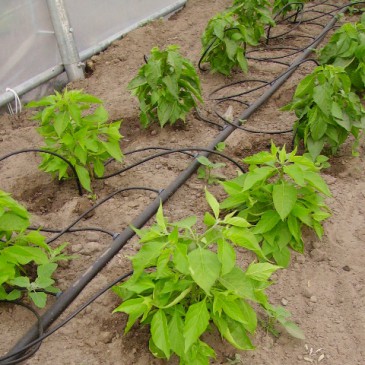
[1,1,365,364]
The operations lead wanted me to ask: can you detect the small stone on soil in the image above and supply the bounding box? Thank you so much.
[342,265,351,271]
[310,295,318,303]
[281,298,288,306]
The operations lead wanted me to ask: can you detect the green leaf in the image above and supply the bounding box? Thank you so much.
[157,99,173,126]
[217,240,236,275]
[168,309,185,356]
[245,262,281,281]
[156,203,167,232]
[243,151,276,165]
[223,216,251,228]
[219,268,257,302]
[0,213,29,232]
[273,181,297,220]
[132,241,167,278]
[252,210,281,234]
[174,216,197,229]
[313,85,331,115]
[75,165,91,192]
[29,291,47,308]
[3,246,49,265]
[283,164,305,186]
[212,313,254,350]
[188,247,221,294]
[151,309,170,358]
[281,320,306,340]
[304,171,331,196]
[102,141,123,161]
[9,276,30,288]
[184,299,210,352]
[205,188,220,219]
[243,167,276,191]
[307,137,325,160]
[54,111,69,136]
[225,227,265,259]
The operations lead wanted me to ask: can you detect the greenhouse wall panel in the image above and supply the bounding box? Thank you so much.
[0,0,185,94]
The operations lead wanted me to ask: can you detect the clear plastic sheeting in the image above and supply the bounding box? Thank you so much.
[1,0,60,93]
[0,0,186,96]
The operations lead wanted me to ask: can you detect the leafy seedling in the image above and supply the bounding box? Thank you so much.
[282,65,365,159]
[28,89,123,192]
[318,14,365,91]
[201,0,274,76]
[113,194,300,364]
[0,190,70,308]
[128,45,203,128]
[273,0,308,18]
[220,143,331,267]
[197,156,226,185]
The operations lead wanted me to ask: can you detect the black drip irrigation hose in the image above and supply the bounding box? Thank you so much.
[28,226,116,238]
[0,301,43,365]
[2,6,347,364]
[0,271,133,365]
[210,79,270,101]
[97,147,245,180]
[0,149,83,196]
[194,108,226,130]
[47,186,161,244]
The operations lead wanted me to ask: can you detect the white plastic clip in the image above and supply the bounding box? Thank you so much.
[6,88,22,115]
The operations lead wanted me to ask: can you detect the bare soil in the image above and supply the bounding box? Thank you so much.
[1,1,365,364]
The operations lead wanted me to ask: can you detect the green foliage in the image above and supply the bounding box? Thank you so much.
[113,197,300,364]
[128,45,203,128]
[197,156,226,184]
[220,143,331,267]
[201,0,274,76]
[0,190,70,308]
[318,14,365,91]
[28,89,123,192]
[273,0,308,18]
[282,65,365,159]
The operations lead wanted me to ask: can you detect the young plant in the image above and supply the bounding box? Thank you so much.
[113,193,302,364]
[273,0,307,18]
[282,65,365,159]
[128,45,203,128]
[318,14,365,91]
[201,1,274,76]
[28,89,123,192]
[197,156,226,185]
[0,190,70,308]
[220,143,331,267]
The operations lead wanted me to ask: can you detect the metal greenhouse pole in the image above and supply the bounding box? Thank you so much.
[45,0,85,81]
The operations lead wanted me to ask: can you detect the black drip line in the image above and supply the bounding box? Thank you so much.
[0,271,133,365]
[0,301,43,365]
[97,147,245,180]
[46,186,161,244]
[28,226,116,238]
[198,58,320,133]
[0,149,83,196]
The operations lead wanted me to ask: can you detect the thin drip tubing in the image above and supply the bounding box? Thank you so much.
[210,79,270,101]
[46,186,160,244]
[0,271,133,364]
[194,108,226,130]
[98,148,246,180]
[0,301,43,365]
[0,149,83,196]
[29,226,116,238]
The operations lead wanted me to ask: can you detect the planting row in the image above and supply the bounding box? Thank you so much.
[1,1,364,364]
